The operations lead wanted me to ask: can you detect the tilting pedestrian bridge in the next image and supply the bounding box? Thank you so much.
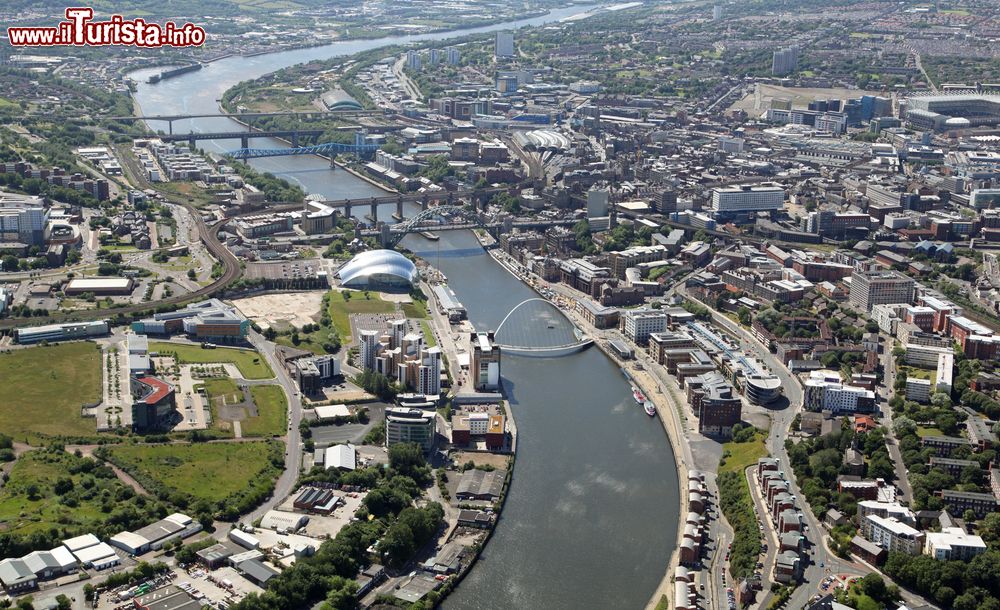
[493,298,593,357]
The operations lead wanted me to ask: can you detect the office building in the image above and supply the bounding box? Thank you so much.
[14,320,109,344]
[620,309,668,346]
[495,31,514,58]
[849,268,915,312]
[471,332,501,391]
[131,375,175,431]
[861,515,924,555]
[686,371,742,438]
[710,184,784,218]
[925,528,987,561]
[292,354,341,394]
[385,408,436,452]
[587,188,610,218]
[131,299,248,342]
[772,47,799,76]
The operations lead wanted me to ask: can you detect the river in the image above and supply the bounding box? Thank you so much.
[129,7,679,609]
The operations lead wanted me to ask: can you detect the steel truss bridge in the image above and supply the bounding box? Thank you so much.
[228,141,381,160]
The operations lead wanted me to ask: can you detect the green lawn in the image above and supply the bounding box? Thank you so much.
[420,320,437,347]
[917,426,944,438]
[0,450,130,537]
[0,342,101,441]
[204,378,242,405]
[328,290,395,338]
[719,431,768,475]
[103,442,279,504]
[149,341,273,379]
[402,301,428,319]
[243,385,288,437]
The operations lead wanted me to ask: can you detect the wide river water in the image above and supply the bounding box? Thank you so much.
[130,8,679,607]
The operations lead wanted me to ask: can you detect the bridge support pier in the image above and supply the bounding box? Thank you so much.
[188,136,196,149]
[370,198,378,223]
[421,195,429,211]
[240,135,249,149]
[291,132,299,147]
[345,202,352,218]
[396,197,403,220]
[168,120,173,135]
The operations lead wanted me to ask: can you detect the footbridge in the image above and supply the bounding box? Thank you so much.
[491,297,593,357]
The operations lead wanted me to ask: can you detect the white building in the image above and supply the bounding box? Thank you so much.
[871,303,908,334]
[587,188,610,218]
[925,527,987,561]
[359,329,379,371]
[495,31,514,58]
[904,343,953,368]
[905,377,931,403]
[445,46,460,65]
[861,515,924,555]
[803,371,876,414]
[710,184,784,216]
[417,346,442,396]
[620,309,667,345]
[857,500,916,526]
[0,192,48,246]
[936,352,954,393]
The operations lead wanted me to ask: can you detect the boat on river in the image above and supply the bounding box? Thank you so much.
[632,386,646,404]
[644,401,656,417]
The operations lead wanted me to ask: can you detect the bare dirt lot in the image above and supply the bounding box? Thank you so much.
[728,84,882,114]
[231,291,325,331]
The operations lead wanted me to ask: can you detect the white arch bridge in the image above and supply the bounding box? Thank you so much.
[491,298,593,357]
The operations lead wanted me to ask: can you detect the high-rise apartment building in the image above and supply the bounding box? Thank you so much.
[359,329,379,371]
[446,46,461,65]
[495,31,514,58]
[772,47,799,76]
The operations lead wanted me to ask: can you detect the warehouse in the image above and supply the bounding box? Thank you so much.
[110,513,201,555]
[195,543,235,569]
[237,558,280,587]
[64,277,136,296]
[72,542,120,570]
[0,558,36,594]
[259,510,309,534]
[134,585,202,610]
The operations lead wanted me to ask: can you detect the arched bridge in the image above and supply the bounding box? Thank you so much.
[492,298,593,356]
[380,205,493,248]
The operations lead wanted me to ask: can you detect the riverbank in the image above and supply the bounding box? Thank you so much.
[481,238,688,610]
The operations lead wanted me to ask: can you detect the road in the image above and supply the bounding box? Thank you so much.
[239,329,303,527]
[675,285,863,610]
[878,334,914,504]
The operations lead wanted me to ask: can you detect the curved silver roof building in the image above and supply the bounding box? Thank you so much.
[337,249,418,289]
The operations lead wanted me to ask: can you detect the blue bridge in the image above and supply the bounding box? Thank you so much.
[228,141,381,160]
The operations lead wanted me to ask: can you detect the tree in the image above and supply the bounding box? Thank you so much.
[262,327,277,341]
[54,595,71,610]
[1,255,17,272]
[893,416,916,437]
[388,443,430,484]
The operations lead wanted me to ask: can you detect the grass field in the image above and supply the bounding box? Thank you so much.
[204,378,242,404]
[103,442,279,504]
[0,342,102,441]
[420,321,437,347]
[244,386,288,437]
[916,426,944,438]
[0,450,127,537]
[719,431,768,475]
[402,301,428,319]
[328,290,395,338]
[149,341,273,379]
